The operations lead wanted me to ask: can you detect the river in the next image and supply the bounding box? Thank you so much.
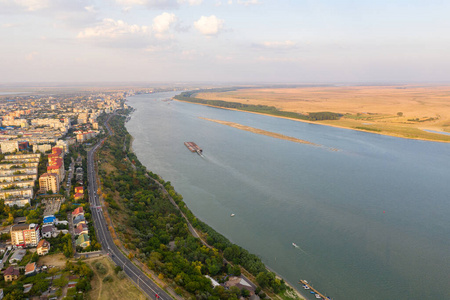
[125,91,450,300]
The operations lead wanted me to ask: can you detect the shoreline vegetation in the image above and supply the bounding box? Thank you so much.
[173,87,450,143]
[98,109,306,300]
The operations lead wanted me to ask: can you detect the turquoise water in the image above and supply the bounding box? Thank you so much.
[125,92,450,300]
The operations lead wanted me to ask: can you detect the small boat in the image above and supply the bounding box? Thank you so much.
[315,294,322,299]
[303,285,310,290]
[292,243,298,248]
[230,213,235,217]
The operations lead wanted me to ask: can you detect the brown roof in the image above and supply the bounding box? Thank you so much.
[11,223,30,231]
[4,266,20,276]
[41,225,55,234]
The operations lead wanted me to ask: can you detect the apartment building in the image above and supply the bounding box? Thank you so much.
[0,141,18,153]
[0,187,33,200]
[10,223,40,247]
[39,173,60,193]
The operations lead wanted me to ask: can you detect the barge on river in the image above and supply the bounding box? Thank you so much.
[184,142,203,155]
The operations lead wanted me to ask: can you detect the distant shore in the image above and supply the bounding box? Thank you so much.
[174,97,450,143]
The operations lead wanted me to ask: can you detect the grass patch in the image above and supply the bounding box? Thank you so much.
[354,126,382,132]
[87,257,147,300]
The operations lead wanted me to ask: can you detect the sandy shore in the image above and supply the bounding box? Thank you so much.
[200,117,320,146]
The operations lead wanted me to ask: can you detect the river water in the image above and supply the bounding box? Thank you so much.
[125,91,450,300]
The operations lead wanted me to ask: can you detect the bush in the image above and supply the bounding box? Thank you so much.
[103,275,114,283]
[117,271,126,280]
[94,262,107,275]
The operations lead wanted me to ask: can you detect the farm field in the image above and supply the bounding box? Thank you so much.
[194,85,450,142]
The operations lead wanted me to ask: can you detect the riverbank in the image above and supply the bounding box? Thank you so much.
[102,109,307,300]
[174,95,450,143]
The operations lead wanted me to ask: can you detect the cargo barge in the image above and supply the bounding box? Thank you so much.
[184,142,203,155]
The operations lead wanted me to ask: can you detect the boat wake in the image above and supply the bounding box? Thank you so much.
[292,242,308,255]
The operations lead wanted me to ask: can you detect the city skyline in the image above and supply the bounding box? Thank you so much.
[1,0,449,83]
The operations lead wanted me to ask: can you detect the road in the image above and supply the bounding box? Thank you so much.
[87,114,172,300]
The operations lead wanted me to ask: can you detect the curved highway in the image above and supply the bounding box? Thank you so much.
[87,113,172,300]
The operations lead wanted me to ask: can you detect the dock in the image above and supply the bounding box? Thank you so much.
[299,279,331,300]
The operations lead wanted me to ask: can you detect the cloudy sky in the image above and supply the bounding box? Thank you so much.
[1,0,449,83]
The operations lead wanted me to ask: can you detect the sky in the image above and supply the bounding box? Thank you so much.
[0,0,449,83]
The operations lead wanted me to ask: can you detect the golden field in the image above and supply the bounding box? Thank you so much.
[195,85,450,142]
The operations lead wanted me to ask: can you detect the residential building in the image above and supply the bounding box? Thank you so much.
[51,146,63,157]
[0,180,34,190]
[0,141,18,153]
[47,162,64,183]
[37,239,50,255]
[74,186,84,194]
[10,223,40,247]
[76,234,90,248]
[4,197,31,207]
[72,206,84,218]
[25,262,37,276]
[56,140,69,153]
[41,224,58,238]
[0,187,34,200]
[39,173,60,193]
[9,249,27,264]
[4,266,20,282]
[74,193,83,201]
[74,223,88,236]
[73,215,86,227]
[33,144,52,153]
[5,153,40,160]
[43,215,56,224]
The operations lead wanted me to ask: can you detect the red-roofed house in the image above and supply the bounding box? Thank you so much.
[25,262,37,276]
[72,206,84,218]
[37,239,51,255]
[74,193,84,201]
[74,186,84,194]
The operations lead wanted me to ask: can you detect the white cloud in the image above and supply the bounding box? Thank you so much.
[13,0,49,11]
[114,0,178,9]
[77,18,149,39]
[84,5,95,13]
[216,54,233,61]
[254,40,297,50]
[152,12,177,39]
[194,15,224,36]
[178,0,203,5]
[237,0,260,5]
[180,49,204,60]
[256,55,301,63]
[2,23,20,28]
